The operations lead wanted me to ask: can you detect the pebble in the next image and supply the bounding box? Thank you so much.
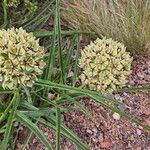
[86,129,92,134]
[92,128,98,133]
[48,93,55,100]
[67,71,74,78]
[136,129,142,135]
[113,112,120,120]
[100,141,111,148]
[114,94,121,100]
[13,121,19,127]
[44,132,48,136]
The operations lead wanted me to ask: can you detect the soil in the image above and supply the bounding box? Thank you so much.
[16,56,150,150]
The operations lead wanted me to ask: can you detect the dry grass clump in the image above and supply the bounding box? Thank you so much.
[61,0,150,55]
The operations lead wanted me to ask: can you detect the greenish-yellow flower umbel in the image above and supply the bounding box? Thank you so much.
[79,38,133,93]
[0,27,46,89]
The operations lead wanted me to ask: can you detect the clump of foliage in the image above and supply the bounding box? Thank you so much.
[0,27,46,89]
[8,0,37,11]
[62,0,150,55]
[79,38,133,93]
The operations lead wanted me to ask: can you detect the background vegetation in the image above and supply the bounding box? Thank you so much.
[62,0,150,55]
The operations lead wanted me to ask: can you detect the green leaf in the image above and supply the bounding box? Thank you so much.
[35,79,150,131]
[34,30,95,38]
[72,33,80,86]
[22,86,32,104]
[2,90,20,150]
[16,111,53,150]
[0,86,13,94]
[115,86,150,93]
[56,106,61,150]
[19,0,54,28]
[34,116,89,150]
[64,35,77,82]
[56,0,65,84]
[21,119,39,150]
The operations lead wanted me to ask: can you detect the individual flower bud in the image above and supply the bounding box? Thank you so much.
[0,27,46,89]
[79,38,133,94]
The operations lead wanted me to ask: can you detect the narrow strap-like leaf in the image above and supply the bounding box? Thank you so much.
[2,90,20,150]
[16,111,53,150]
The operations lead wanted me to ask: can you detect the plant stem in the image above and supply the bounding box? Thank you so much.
[34,30,95,37]
[56,0,65,84]
[1,0,8,29]
[56,106,61,150]
[2,90,20,150]
[0,93,14,123]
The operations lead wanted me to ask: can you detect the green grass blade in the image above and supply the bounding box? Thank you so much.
[21,119,39,150]
[57,94,92,119]
[33,93,56,106]
[0,0,8,29]
[30,12,52,31]
[0,97,14,123]
[35,79,125,107]
[2,90,20,150]
[115,85,150,93]
[0,86,12,93]
[16,111,53,150]
[35,79,150,131]
[20,0,54,28]
[56,0,65,83]
[64,35,77,82]
[34,30,95,38]
[43,32,56,81]
[20,101,39,111]
[72,34,80,86]
[35,117,89,150]
[56,106,61,150]
[22,86,32,104]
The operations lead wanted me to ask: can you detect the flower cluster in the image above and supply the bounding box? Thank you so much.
[79,38,133,93]
[0,27,46,89]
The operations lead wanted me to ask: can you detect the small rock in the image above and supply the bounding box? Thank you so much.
[136,129,142,135]
[137,73,144,79]
[122,92,128,97]
[136,146,142,150]
[48,93,55,100]
[113,112,120,120]
[44,132,48,136]
[114,94,121,100]
[14,121,19,127]
[147,68,150,74]
[129,80,135,85]
[92,128,97,133]
[100,141,111,148]
[86,129,92,134]
[98,134,104,142]
[67,71,74,78]
[33,138,37,144]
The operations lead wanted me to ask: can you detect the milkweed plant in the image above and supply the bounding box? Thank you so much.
[79,38,133,93]
[0,27,46,90]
